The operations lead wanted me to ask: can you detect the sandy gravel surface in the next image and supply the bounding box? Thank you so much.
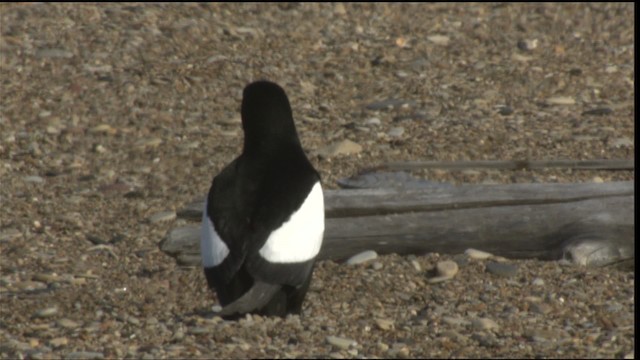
[0,3,634,359]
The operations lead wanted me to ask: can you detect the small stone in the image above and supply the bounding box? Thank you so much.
[512,53,533,62]
[428,260,458,283]
[187,326,209,335]
[364,117,381,126]
[387,127,405,138]
[35,307,58,318]
[530,302,553,315]
[65,351,105,360]
[57,319,80,329]
[546,96,576,105]
[32,273,60,283]
[374,318,394,331]
[15,281,47,291]
[592,176,604,183]
[471,317,499,331]
[90,124,117,135]
[334,3,346,15]
[427,34,450,45]
[365,99,415,111]
[485,262,518,277]
[148,211,177,223]
[497,106,514,116]
[436,260,458,277]
[135,138,162,149]
[346,250,378,265]
[36,48,74,59]
[376,342,389,352]
[582,107,613,116]
[531,278,545,286]
[49,337,68,348]
[442,316,470,327]
[24,176,44,183]
[465,248,493,260]
[326,335,357,350]
[0,228,22,242]
[317,139,362,157]
[517,39,539,51]
[371,261,383,270]
[410,259,422,272]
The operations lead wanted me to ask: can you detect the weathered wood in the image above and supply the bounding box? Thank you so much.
[160,181,634,268]
[378,159,634,171]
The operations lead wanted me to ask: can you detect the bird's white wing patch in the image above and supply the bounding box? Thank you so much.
[201,199,230,267]
[259,182,325,263]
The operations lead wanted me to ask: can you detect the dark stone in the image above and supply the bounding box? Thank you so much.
[485,262,518,277]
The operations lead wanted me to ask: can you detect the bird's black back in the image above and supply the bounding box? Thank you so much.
[203,80,322,317]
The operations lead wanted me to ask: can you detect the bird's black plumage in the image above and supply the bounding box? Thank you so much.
[201,80,324,318]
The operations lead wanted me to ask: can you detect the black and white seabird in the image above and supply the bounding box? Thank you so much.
[201,80,324,318]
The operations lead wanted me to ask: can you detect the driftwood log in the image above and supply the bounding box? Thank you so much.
[160,181,634,269]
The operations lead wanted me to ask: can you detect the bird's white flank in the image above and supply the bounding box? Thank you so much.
[201,199,230,267]
[259,182,325,263]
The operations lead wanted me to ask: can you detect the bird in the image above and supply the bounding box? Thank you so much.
[200,80,324,318]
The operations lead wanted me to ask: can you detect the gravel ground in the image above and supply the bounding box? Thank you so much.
[0,3,634,359]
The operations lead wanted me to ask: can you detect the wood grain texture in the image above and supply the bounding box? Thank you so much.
[161,181,634,267]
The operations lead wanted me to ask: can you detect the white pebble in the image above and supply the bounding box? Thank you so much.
[346,250,378,265]
[532,278,545,286]
[465,248,493,260]
[326,335,357,350]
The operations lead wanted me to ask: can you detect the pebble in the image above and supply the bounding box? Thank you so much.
[14,280,47,291]
[346,250,378,265]
[427,34,450,45]
[65,351,104,359]
[364,117,381,126]
[326,335,357,350]
[34,307,58,318]
[410,259,422,272]
[465,248,493,260]
[188,326,209,335]
[24,175,44,183]
[517,39,539,51]
[57,319,80,329]
[485,262,518,277]
[316,139,362,157]
[0,228,21,242]
[546,96,576,105]
[531,277,545,286]
[582,107,613,116]
[371,261,383,270]
[530,302,553,315]
[497,106,514,116]
[376,342,389,352]
[374,318,394,331]
[148,211,177,223]
[471,317,499,331]
[428,260,459,283]
[442,316,470,327]
[36,48,74,59]
[387,127,405,138]
[365,99,415,111]
[49,337,69,347]
[33,273,60,283]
